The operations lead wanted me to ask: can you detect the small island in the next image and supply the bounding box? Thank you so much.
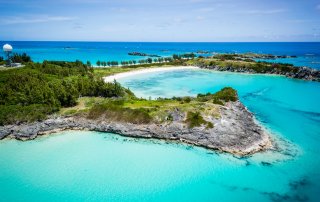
[128,52,161,57]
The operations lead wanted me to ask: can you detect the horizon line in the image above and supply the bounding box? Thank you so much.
[1,40,320,43]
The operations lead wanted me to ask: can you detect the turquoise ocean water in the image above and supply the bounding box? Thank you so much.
[0,42,320,201]
[1,69,319,201]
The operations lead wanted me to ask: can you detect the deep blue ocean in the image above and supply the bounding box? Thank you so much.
[1,41,320,69]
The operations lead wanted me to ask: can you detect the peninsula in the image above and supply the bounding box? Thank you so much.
[188,54,320,81]
[0,59,272,156]
[2,52,319,156]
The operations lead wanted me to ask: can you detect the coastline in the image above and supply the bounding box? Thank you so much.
[102,64,319,85]
[0,64,280,156]
[103,66,199,82]
[196,64,320,82]
[0,101,273,156]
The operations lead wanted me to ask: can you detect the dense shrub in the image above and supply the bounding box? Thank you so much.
[0,61,131,125]
[197,87,238,104]
[185,111,213,128]
[11,53,32,63]
[0,104,56,125]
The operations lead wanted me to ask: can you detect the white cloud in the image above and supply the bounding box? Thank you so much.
[0,15,77,25]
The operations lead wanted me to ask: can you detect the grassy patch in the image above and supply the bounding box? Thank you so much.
[73,88,232,126]
[87,100,152,124]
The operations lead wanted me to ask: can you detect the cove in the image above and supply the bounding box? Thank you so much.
[118,69,320,201]
[1,69,320,201]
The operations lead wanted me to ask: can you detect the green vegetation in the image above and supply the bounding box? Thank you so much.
[0,104,56,124]
[0,56,4,66]
[187,56,298,74]
[185,111,213,129]
[0,61,132,125]
[0,52,249,126]
[197,87,238,105]
[92,52,300,78]
[93,60,184,78]
[88,99,152,124]
[97,60,119,67]
[11,53,32,64]
[95,57,175,68]
[60,87,238,128]
[173,53,196,60]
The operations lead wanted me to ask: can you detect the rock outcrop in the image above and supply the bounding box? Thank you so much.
[0,101,272,156]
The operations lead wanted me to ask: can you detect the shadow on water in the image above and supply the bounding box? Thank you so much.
[210,175,312,202]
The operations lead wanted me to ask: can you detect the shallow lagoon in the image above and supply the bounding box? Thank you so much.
[1,69,320,201]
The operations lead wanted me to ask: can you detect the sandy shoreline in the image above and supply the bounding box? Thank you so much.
[103,66,198,82]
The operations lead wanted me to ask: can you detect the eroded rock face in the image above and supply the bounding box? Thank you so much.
[0,101,272,156]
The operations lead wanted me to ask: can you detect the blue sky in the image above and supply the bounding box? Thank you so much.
[0,0,320,42]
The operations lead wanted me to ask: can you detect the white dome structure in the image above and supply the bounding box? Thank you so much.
[3,44,13,52]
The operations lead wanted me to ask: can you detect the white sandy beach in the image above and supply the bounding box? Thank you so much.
[103,66,198,82]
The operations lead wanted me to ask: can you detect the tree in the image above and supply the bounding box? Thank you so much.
[11,53,32,63]
[86,61,91,67]
[111,61,119,66]
[167,57,173,62]
[107,61,111,66]
[153,58,158,63]
[172,54,180,60]
[96,60,101,67]
[133,60,137,65]
[147,58,152,63]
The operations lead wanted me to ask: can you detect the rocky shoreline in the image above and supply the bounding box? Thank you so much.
[0,101,272,156]
[197,64,320,81]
